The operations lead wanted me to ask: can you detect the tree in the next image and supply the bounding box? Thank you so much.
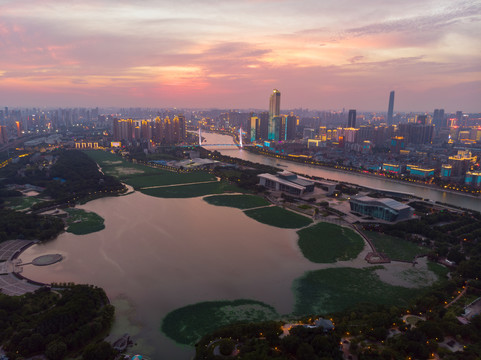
[45,340,67,360]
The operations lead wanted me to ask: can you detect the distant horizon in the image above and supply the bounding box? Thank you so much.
[1,104,480,115]
[1,1,480,112]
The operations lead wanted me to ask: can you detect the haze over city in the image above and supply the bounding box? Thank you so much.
[1,0,480,111]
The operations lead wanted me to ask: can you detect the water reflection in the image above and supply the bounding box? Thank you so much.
[21,192,318,359]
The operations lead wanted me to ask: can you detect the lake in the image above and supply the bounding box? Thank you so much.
[21,192,320,359]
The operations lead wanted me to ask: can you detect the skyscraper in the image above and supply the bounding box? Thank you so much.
[387,91,395,126]
[348,109,356,128]
[433,109,445,128]
[286,113,297,140]
[268,89,280,140]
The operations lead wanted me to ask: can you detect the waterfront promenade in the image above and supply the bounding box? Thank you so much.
[0,240,45,296]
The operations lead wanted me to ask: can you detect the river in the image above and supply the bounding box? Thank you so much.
[201,132,481,212]
[20,192,320,359]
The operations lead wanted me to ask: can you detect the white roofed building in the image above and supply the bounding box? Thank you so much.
[349,195,413,221]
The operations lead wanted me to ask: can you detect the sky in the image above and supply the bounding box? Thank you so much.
[0,0,480,112]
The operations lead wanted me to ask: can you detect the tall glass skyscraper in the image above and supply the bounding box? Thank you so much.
[268,89,281,140]
[387,91,395,126]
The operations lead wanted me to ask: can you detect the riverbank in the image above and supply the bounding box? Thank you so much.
[244,146,480,199]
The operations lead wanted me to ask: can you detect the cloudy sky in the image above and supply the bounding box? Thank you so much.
[0,0,480,111]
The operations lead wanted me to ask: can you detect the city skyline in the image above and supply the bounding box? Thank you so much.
[0,0,480,111]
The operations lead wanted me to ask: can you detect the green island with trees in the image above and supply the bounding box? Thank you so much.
[162,300,280,346]
[297,222,365,263]
[0,285,117,360]
[65,208,105,235]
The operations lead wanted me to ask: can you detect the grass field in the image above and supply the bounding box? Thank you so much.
[297,222,364,263]
[4,196,42,211]
[161,299,279,345]
[84,150,232,199]
[244,206,313,229]
[65,208,105,235]
[123,172,216,189]
[293,267,420,315]
[140,181,239,198]
[84,150,159,178]
[427,261,450,279]
[365,231,429,261]
[204,194,269,209]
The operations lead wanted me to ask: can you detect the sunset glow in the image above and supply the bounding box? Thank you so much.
[0,0,480,110]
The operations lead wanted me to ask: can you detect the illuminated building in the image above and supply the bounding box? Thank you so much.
[307,139,323,148]
[75,142,99,149]
[348,109,356,128]
[390,136,405,153]
[343,128,358,143]
[465,172,481,187]
[387,91,395,126]
[250,116,260,142]
[350,196,414,222]
[441,164,452,178]
[382,163,401,174]
[406,165,435,178]
[448,150,477,176]
[268,89,281,140]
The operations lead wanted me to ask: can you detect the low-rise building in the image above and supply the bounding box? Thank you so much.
[258,171,314,196]
[349,196,414,221]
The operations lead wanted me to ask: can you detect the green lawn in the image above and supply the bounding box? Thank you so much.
[161,299,279,346]
[84,150,159,178]
[85,150,220,193]
[244,206,313,229]
[365,231,429,261]
[297,222,364,263]
[4,196,42,211]
[140,181,239,198]
[427,261,450,279]
[293,267,421,316]
[123,172,215,189]
[65,208,105,235]
[204,194,269,209]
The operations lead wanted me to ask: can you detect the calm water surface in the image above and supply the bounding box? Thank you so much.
[202,133,481,212]
[21,192,319,359]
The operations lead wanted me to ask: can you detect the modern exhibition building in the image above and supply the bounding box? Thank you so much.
[258,171,315,196]
[349,196,414,221]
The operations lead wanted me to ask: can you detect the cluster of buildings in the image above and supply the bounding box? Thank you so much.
[112,115,187,144]
[248,89,297,142]
[257,170,414,222]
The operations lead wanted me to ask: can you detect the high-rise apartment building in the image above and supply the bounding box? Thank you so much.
[433,109,445,128]
[286,113,297,140]
[387,91,395,126]
[0,125,7,144]
[250,116,260,142]
[348,109,356,128]
[259,112,269,140]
